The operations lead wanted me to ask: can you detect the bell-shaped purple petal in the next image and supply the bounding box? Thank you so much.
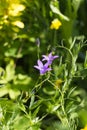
[37,60,43,68]
[34,59,52,75]
[42,52,59,65]
[42,55,49,61]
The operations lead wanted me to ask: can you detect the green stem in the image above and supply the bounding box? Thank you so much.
[53,30,57,46]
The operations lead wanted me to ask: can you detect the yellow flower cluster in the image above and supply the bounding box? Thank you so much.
[50,18,62,30]
[81,125,87,130]
[0,0,25,29]
[8,3,25,16]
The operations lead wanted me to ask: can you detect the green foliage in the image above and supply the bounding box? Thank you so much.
[0,0,87,130]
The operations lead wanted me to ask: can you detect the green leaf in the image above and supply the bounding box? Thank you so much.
[9,88,20,100]
[84,51,87,68]
[0,85,9,97]
[72,0,83,12]
[5,60,15,82]
[30,100,43,110]
[18,102,27,114]
[50,4,69,21]
[12,74,33,91]
[32,106,40,118]
[29,94,35,109]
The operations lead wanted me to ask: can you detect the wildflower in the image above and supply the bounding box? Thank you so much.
[50,18,62,30]
[9,4,25,16]
[12,21,24,28]
[42,52,59,65]
[81,125,87,130]
[55,79,63,88]
[34,60,52,75]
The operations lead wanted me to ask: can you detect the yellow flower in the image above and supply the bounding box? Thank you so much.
[55,79,63,88]
[81,125,87,130]
[9,4,25,16]
[50,19,62,30]
[12,21,24,28]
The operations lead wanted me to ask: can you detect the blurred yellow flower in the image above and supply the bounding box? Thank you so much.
[55,79,63,88]
[9,4,25,16]
[12,21,24,28]
[50,19,62,30]
[81,125,87,130]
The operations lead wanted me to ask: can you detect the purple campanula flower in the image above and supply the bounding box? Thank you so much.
[34,60,52,75]
[42,52,59,65]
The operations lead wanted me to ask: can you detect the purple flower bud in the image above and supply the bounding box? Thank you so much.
[35,38,40,47]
